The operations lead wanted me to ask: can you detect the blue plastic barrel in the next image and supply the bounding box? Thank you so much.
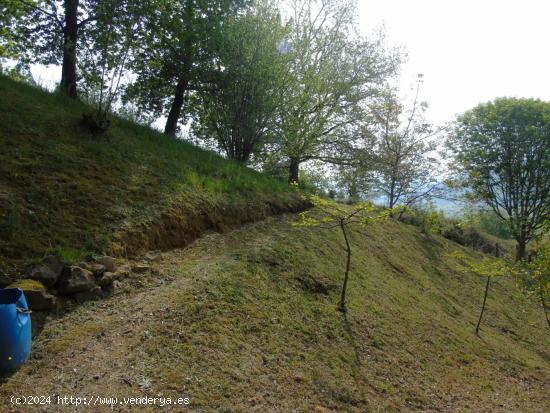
[0,288,32,375]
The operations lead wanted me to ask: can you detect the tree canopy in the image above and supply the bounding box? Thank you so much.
[448,98,550,260]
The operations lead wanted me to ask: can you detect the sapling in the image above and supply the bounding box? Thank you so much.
[450,244,512,335]
[296,195,394,312]
[525,240,550,329]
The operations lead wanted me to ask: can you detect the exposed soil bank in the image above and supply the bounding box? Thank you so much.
[110,196,312,257]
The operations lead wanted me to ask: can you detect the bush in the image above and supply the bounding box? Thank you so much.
[441,223,500,255]
[80,109,111,135]
[401,203,445,235]
[462,205,513,239]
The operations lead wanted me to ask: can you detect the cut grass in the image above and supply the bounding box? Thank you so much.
[1,215,547,412]
[0,76,302,279]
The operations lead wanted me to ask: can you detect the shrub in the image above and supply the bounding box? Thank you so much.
[81,109,111,135]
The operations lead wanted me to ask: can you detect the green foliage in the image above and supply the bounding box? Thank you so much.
[462,205,513,240]
[123,0,251,132]
[448,244,515,280]
[521,237,550,327]
[296,195,391,229]
[276,0,401,181]
[78,0,142,131]
[448,97,550,259]
[352,77,440,208]
[526,240,550,294]
[0,0,29,58]
[191,0,287,162]
[0,75,300,275]
[410,202,445,235]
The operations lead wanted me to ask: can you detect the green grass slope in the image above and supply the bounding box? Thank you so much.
[0,76,304,280]
[1,215,547,412]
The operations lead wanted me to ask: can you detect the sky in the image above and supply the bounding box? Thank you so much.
[357,0,550,126]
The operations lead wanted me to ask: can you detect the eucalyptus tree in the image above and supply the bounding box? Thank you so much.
[7,0,103,97]
[278,0,400,183]
[448,98,550,261]
[124,0,251,137]
[190,0,288,163]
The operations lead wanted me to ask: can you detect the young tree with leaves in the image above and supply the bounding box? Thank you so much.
[365,76,441,209]
[448,98,550,261]
[190,0,288,162]
[278,0,400,183]
[78,0,142,132]
[450,245,512,336]
[296,195,391,312]
[525,238,550,328]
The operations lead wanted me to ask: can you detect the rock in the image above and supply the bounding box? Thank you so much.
[99,256,117,273]
[132,264,149,274]
[73,286,103,303]
[144,252,161,262]
[27,255,65,288]
[42,255,65,277]
[99,272,116,287]
[115,264,131,278]
[7,279,57,311]
[57,266,96,295]
[78,262,91,271]
[27,264,59,288]
[90,263,106,278]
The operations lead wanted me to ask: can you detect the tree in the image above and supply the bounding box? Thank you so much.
[190,0,287,163]
[365,77,440,209]
[0,0,27,59]
[450,244,511,336]
[278,0,400,183]
[296,195,391,312]
[7,0,102,97]
[525,237,550,328]
[78,0,141,133]
[123,0,250,137]
[448,98,550,261]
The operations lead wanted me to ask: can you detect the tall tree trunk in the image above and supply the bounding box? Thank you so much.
[164,77,188,136]
[60,0,79,98]
[338,219,352,313]
[164,0,194,137]
[516,238,527,262]
[288,157,300,184]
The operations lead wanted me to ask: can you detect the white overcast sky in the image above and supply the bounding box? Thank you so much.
[357,0,550,125]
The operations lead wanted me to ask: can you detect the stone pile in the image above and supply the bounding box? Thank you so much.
[7,255,133,311]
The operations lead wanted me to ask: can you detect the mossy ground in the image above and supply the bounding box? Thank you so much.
[1,215,547,412]
[0,76,301,280]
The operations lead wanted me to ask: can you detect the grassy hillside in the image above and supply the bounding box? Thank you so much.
[0,76,304,281]
[1,214,547,412]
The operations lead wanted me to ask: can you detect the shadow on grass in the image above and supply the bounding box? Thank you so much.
[341,311,362,369]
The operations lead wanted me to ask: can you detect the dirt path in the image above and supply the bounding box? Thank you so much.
[1,215,549,413]
[0,229,240,412]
